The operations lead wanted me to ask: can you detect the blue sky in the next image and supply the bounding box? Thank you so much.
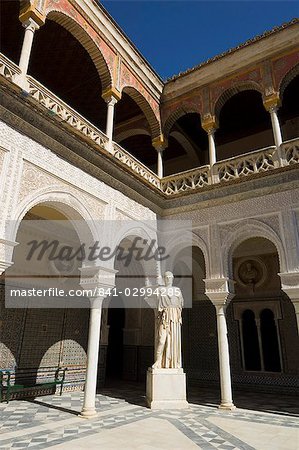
[101,1,299,80]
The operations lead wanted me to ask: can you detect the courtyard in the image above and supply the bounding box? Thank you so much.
[0,385,298,449]
[0,1,298,450]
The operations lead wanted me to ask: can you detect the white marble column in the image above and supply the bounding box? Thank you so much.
[152,136,167,178]
[215,304,235,409]
[201,115,219,183]
[201,115,218,166]
[0,261,13,276]
[80,296,104,418]
[263,94,283,149]
[207,128,217,166]
[14,18,40,90]
[156,147,164,178]
[205,278,236,410]
[279,272,299,334]
[269,106,282,147]
[0,239,18,275]
[105,97,118,150]
[79,266,117,418]
[255,318,265,371]
[291,300,299,333]
[102,89,121,152]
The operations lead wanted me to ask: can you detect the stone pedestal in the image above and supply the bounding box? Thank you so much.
[146,368,188,410]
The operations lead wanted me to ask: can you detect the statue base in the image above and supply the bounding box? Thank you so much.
[146,368,188,410]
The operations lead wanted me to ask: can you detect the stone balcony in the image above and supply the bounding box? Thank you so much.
[0,52,298,202]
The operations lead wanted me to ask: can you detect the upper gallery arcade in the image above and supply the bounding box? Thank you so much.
[0,0,298,187]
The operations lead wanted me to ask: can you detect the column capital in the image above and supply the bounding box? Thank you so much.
[102,87,122,104]
[263,92,281,112]
[204,277,235,306]
[152,135,168,151]
[0,261,13,276]
[279,271,299,299]
[79,265,117,296]
[21,17,40,32]
[279,271,299,333]
[201,114,218,133]
[19,1,46,28]
[0,238,18,275]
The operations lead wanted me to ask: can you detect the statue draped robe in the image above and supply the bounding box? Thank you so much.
[155,288,184,368]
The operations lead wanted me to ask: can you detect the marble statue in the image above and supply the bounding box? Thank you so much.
[145,271,184,369]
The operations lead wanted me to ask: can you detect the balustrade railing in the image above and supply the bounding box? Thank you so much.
[0,52,298,198]
[0,53,160,190]
[28,77,161,188]
[0,54,21,81]
[281,138,299,165]
[27,76,108,149]
[160,166,210,195]
[214,146,278,182]
[111,142,161,189]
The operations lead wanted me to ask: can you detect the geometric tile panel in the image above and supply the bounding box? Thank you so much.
[0,285,25,369]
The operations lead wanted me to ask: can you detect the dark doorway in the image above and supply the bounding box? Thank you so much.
[260,308,281,372]
[106,307,125,380]
[242,309,261,371]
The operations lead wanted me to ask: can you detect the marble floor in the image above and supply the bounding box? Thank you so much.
[0,384,298,449]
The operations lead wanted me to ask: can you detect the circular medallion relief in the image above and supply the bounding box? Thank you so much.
[235,257,267,288]
[49,245,77,277]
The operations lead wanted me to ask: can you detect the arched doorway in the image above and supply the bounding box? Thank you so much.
[229,237,298,391]
[2,203,95,395]
[103,233,156,386]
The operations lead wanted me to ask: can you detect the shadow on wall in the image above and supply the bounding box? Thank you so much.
[0,282,90,398]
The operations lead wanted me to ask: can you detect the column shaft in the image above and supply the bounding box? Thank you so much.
[269,107,282,147]
[208,129,216,165]
[19,20,39,76]
[255,319,265,371]
[106,100,116,142]
[215,305,235,410]
[81,299,103,417]
[157,148,163,178]
[14,19,40,91]
[279,273,299,335]
[292,301,299,334]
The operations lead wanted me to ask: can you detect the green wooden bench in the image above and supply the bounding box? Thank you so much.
[0,367,67,403]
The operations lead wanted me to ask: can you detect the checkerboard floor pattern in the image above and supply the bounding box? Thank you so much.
[0,385,298,449]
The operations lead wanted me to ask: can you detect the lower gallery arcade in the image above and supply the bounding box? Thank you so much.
[0,2,298,417]
[0,188,298,412]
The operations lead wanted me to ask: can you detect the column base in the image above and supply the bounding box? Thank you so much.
[13,74,30,93]
[79,408,98,419]
[218,403,236,411]
[146,367,188,410]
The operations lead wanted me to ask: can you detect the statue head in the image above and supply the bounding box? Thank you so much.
[164,271,174,286]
